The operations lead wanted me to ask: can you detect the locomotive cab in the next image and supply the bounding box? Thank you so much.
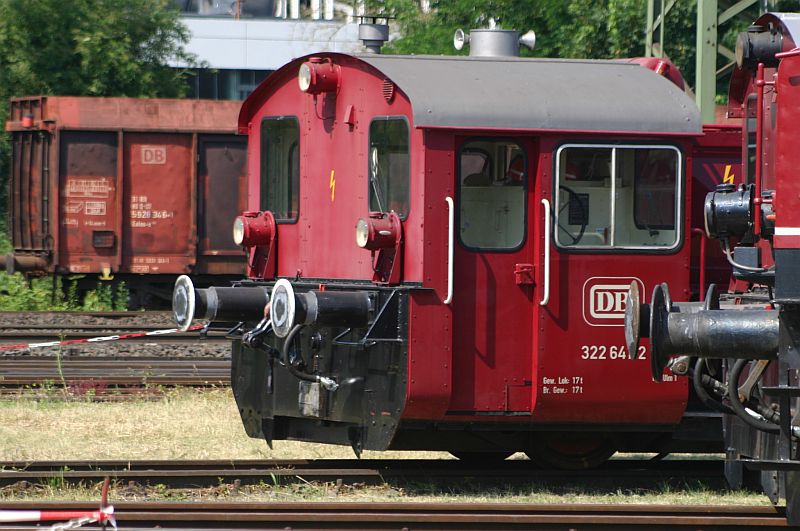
[175,49,738,465]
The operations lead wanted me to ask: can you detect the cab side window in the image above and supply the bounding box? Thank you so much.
[260,117,299,222]
[369,118,410,218]
[459,140,526,250]
[555,144,681,249]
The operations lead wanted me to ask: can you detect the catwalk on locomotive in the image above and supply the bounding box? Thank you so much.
[172,23,741,468]
[623,12,800,524]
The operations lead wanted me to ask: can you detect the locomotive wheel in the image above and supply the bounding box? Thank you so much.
[525,434,615,470]
[449,451,514,463]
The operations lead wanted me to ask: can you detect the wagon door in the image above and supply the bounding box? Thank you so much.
[195,135,247,275]
[121,133,193,275]
[449,138,536,414]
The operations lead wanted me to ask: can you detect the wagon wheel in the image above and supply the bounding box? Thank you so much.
[557,185,587,246]
[525,433,615,470]
[449,451,515,463]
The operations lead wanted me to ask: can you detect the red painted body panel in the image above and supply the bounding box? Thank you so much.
[691,126,744,289]
[775,54,800,248]
[244,56,422,282]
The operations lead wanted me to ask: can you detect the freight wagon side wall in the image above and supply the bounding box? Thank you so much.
[6,97,247,278]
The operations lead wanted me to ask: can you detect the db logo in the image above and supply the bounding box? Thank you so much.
[582,276,644,327]
[141,145,167,165]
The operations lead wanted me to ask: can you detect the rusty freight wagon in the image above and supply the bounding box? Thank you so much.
[4,96,247,306]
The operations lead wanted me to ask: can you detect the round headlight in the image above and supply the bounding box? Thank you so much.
[298,63,312,92]
[232,217,245,246]
[355,218,370,248]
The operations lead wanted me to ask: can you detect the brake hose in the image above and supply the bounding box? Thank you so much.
[691,358,734,414]
[726,358,780,434]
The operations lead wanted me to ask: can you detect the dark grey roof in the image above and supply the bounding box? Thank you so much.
[358,55,701,134]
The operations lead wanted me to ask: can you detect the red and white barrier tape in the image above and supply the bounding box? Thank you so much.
[0,507,115,529]
[0,324,205,352]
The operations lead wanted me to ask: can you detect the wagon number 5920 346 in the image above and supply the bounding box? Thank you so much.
[580,344,646,360]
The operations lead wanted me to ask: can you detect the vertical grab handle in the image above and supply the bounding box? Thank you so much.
[540,198,550,306]
[444,196,454,305]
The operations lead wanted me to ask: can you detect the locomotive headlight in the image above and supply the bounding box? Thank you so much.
[232,217,246,246]
[298,63,313,92]
[232,211,276,247]
[297,58,340,94]
[355,213,400,251]
[355,218,370,248]
[704,184,753,240]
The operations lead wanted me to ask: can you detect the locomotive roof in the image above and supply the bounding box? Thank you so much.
[357,54,701,134]
[239,53,702,135]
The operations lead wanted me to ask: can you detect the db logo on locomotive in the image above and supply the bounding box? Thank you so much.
[582,277,644,327]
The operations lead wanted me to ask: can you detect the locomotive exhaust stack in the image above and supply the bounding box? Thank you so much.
[453,24,536,57]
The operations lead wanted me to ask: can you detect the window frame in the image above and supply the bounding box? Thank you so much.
[367,116,411,220]
[456,137,529,253]
[260,115,300,224]
[553,142,683,253]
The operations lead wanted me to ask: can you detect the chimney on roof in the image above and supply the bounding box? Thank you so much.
[358,15,390,54]
[454,21,536,57]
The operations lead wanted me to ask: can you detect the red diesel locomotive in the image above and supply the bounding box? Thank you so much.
[625,13,800,523]
[173,29,740,466]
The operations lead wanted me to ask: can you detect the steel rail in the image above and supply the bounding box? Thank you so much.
[0,357,230,386]
[0,458,726,488]
[0,501,786,529]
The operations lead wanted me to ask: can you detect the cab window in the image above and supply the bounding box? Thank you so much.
[260,117,299,222]
[459,139,526,250]
[555,144,681,249]
[369,118,409,218]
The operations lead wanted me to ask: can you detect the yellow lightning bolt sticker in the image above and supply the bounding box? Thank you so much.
[329,169,336,202]
[723,164,735,185]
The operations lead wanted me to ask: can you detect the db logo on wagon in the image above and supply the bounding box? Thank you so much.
[582,277,644,327]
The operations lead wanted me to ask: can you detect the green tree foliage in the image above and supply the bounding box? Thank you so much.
[0,0,197,216]
[0,0,194,309]
[367,0,787,99]
[369,0,650,58]
[0,0,194,99]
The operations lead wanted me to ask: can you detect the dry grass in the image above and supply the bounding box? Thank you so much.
[0,388,449,461]
[0,388,771,506]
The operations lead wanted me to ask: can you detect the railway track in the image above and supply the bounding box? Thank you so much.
[0,458,727,489]
[0,357,230,388]
[0,311,229,375]
[0,501,786,529]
